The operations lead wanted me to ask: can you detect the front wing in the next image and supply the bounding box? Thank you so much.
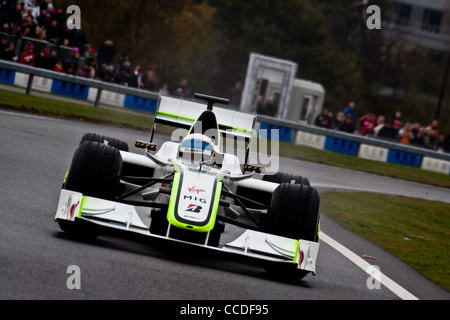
[55,189,319,274]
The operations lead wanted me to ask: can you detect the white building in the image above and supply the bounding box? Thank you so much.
[385,0,450,52]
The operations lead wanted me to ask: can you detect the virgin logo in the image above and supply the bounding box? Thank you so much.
[188,186,205,194]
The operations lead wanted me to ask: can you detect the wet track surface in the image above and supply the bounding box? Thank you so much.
[1,110,449,300]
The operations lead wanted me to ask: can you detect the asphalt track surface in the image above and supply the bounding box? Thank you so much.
[1,110,449,302]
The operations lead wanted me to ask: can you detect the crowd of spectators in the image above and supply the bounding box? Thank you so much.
[315,101,450,153]
[0,0,88,52]
[85,41,188,96]
[0,0,185,95]
[0,1,88,74]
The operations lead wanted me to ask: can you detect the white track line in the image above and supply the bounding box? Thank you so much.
[320,232,418,300]
[0,110,54,121]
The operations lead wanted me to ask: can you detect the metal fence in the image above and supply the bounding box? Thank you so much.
[0,33,88,71]
[257,114,450,162]
[0,59,158,103]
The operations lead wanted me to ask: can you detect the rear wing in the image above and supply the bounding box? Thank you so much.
[152,95,255,140]
[150,95,256,163]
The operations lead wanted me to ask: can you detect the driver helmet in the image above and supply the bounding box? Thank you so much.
[179,133,215,164]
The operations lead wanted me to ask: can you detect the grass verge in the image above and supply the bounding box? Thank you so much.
[321,191,450,291]
[0,88,155,130]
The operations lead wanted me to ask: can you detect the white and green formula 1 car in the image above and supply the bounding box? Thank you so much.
[55,93,320,280]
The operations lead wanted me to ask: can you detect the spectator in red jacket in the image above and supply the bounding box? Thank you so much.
[359,113,377,136]
[18,44,35,66]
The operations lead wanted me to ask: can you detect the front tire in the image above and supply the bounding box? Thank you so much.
[58,141,123,238]
[266,183,320,241]
[64,141,123,199]
[264,183,320,280]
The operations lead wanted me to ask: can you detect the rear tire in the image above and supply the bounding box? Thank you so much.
[80,133,129,151]
[263,172,310,186]
[58,141,123,238]
[263,183,320,280]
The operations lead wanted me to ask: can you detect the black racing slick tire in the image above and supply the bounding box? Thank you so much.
[58,141,123,238]
[263,172,310,187]
[64,141,123,199]
[267,183,320,241]
[264,183,320,280]
[80,133,129,151]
